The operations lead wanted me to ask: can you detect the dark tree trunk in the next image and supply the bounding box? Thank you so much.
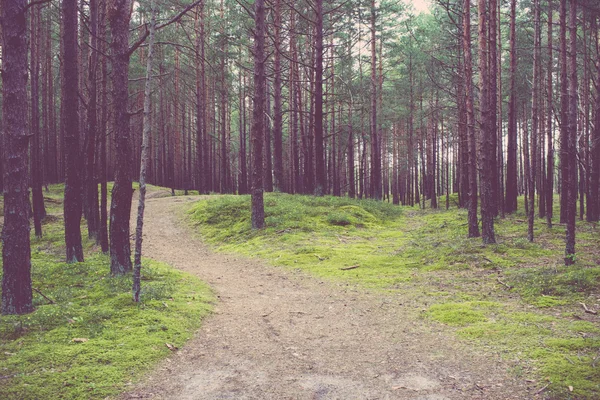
[529,0,541,242]
[314,0,326,196]
[489,0,498,216]
[63,0,84,263]
[272,0,284,192]
[86,0,100,241]
[565,0,578,265]
[370,0,381,200]
[559,0,569,224]
[30,4,45,238]
[99,0,109,253]
[505,0,518,213]
[108,0,133,274]
[478,0,496,244]
[464,0,480,238]
[1,0,34,315]
[546,0,555,227]
[589,17,600,222]
[251,0,266,230]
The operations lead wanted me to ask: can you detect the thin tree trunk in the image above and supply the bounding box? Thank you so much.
[273,0,284,192]
[546,0,555,227]
[30,4,45,238]
[251,0,266,229]
[529,0,541,242]
[506,0,518,213]
[565,0,578,265]
[133,4,157,302]
[370,0,381,200]
[464,0,480,237]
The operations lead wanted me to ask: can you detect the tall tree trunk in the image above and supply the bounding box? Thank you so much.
[272,0,284,192]
[478,0,496,244]
[505,0,518,213]
[195,2,207,194]
[251,0,266,229]
[133,4,157,302]
[314,0,326,196]
[559,0,569,224]
[86,0,100,241]
[589,17,600,222]
[99,0,109,253]
[546,0,555,227]
[464,0,480,237]
[108,0,133,274]
[370,0,381,200]
[565,0,578,265]
[529,0,541,242]
[30,4,45,238]
[1,0,34,315]
[63,0,84,263]
[489,0,498,216]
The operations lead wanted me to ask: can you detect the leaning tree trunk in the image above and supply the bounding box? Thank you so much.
[1,0,33,315]
[251,0,266,229]
[63,0,84,263]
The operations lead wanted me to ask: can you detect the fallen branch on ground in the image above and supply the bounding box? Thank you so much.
[579,303,598,315]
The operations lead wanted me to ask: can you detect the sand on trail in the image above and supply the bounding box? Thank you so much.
[121,195,531,400]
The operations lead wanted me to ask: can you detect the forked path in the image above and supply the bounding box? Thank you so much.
[122,195,528,400]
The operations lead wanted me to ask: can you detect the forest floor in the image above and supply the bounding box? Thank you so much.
[121,194,535,400]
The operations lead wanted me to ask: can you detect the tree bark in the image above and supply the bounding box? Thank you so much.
[565,0,578,265]
[546,0,555,227]
[505,0,518,213]
[30,4,45,238]
[1,0,33,315]
[63,0,85,263]
[464,0,480,237]
[251,0,266,230]
[272,0,284,192]
[133,4,157,302]
[108,0,134,274]
[370,0,381,200]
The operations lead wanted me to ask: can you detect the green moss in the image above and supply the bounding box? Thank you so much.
[0,254,213,400]
[0,184,214,400]
[188,193,600,398]
[426,302,496,326]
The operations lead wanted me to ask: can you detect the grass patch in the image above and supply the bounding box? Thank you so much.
[0,185,214,399]
[189,193,600,399]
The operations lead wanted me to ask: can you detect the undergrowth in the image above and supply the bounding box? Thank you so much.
[0,185,213,400]
[189,193,600,399]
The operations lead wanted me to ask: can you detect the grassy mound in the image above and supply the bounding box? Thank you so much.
[0,185,213,400]
[189,193,600,399]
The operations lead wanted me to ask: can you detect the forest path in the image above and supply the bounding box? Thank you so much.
[121,195,527,400]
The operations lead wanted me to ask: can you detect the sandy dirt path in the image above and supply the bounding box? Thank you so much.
[121,195,530,400]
